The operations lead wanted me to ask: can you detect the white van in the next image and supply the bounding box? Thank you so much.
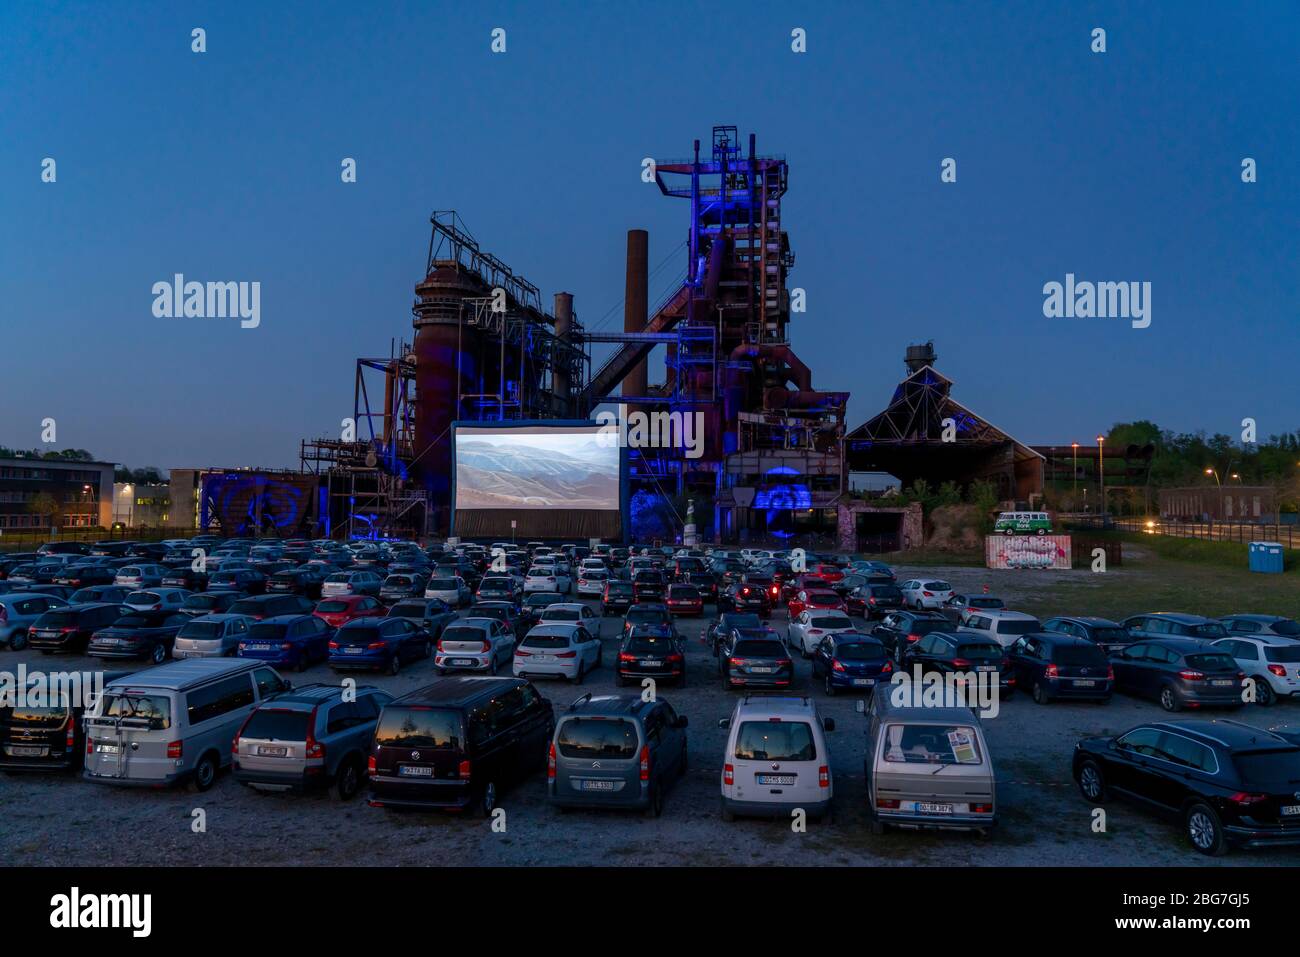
[718,695,835,822]
[83,658,290,791]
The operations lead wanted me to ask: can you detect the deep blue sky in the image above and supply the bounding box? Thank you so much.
[3,1,1296,471]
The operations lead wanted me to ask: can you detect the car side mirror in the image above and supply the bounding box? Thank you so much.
[822,718,836,732]
[717,718,731,730]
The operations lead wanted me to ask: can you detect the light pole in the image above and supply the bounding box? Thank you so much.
[1204,468,1220,488]
[1096,435,1106,516]
[1071,442,1079,505]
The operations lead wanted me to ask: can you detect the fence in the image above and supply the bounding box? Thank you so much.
[0,526,281,553]
[1070,516,1299,550]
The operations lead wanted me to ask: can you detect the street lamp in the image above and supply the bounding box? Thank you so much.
[1205,468,1221,488]
[1096,435,1106,516]
[1071,442,1079,504]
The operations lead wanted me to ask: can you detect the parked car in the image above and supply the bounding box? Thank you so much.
[515,623,602,683]
[424,574,472,608]
[665,583,704,617]
[0,593,70,650]
[266,566,326,599]
[900,632,1015,699]
[860,693,995,834]
[178,591,245,618]
[313,595,384,628]
[1122,612,1230,642]
[683,571,719,604]
[899,579,955,610]
[787,608,857,656]
[325,616,428,674]
[631,569,667,603]
[434,618,515,675]
[525,563,572,595]
[617,625,687,687]
[475,575,520,605]
[173,613,257,659]
[233,683,393,798]
[237,614,333,671]
[385,598,457,640]
[1110,638,1245,712]
[537,601,601,633]
[27,602,128,654]
[53,565,116,588]
[122,588,193,615]
[958,610,1043,648]
[621,603,676,638]
[113,564,167,588]
[84,658,291,790]
[548,692,688,816]
[872,610,952,661]
[943,593,1007,621]
[368,677,554,815]
[0,668,134,772]
[321,570,383,599]
[810,633,893,696]
[520,591,564,625]
[68,584,133,605]
[1211,635,1300,706]
[706,611,764,655]
[785,587,842,619]
[601,580,636,616]
[846,583,904,620]
[87,610,187,664]
[1041,616,1134,654]
[1005,632,1113,703]
[1219,614,1300,640]
[719,581,773,617]
[718,629,794,690]
[719,694,835,822]
[466,601,530,640]
[1073,719,1300,854]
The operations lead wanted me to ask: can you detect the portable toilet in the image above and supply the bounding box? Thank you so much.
[1248,541,1285,574]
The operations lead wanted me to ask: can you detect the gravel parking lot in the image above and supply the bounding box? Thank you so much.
[3,565,1297,868]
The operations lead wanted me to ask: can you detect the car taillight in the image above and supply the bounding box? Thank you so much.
[952,658,970,668]
[723,763,734,785]
[808,628,823,636]
[619,653,636,663]
[556,650,576,658]
[639,745,650,782]
[367,641,386,650]
[971,803,993,814]
[922,591,933,597]
[1179,669,1206,681]
[1106,665,1115,680]
[1269,664,1287,677]
[1044,663,1059,678]
[547,742,556,780]
[458,759,471,779]
[877,797,900,809]
[280,642,293,650]
[367,755,376,777]
[832,659,845,672]
[867,597,876,605]
[66,724,75,749]
[818,766,829,788]
[880,659,893,673]
[328,640,339,650]
[907,633,921,643]
[166,740,183,759]
[1229,792,1267,805]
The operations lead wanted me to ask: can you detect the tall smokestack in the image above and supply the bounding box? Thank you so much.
[623,228,649,399]
[553,291,574,405]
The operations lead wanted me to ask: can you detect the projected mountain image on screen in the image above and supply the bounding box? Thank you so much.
[454,428,619,511]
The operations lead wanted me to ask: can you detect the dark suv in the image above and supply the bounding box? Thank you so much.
[601,580,636,616]
[0,670,134,772]
[617,626,687,687]
[872,610,951,660]
[1006,632,1113,704]
[368,677,554,816]
[1110,638,1245,712]
[1074,719,1300,854]
[548,693,689,817]
[1041,616,1133,653]
[718,629,793,690]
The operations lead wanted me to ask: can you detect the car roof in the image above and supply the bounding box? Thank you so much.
[871,692,979,723]
[1052,615,1122,626]
[1032,631,1093,646]
[1222,613,1288,623]
[258,614,316,625]
[1133,612,1219,625]
[392,676,525,707]
[187,613,251,622]
[257,682,380,710]
[104,657,263,691]
[544,602,588,612]
[526,622,581,636]
[1147,719,1293,751]
[734,694,818,717]
[1146,637,1218,651]
[561,693,651,717]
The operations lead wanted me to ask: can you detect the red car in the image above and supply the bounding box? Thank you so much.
[313,595,385,628]
[788,588,846,618]
[665,584,704,617]
[782,573,826,603]
[811,563,844,584]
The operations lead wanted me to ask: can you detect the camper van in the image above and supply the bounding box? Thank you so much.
[83,658,291,790]
[858,691,996,835]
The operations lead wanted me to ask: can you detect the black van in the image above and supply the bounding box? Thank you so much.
[368,677,554,816]
[0,670,135,772]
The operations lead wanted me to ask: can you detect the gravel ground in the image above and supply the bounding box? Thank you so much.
[3,565,1297,867]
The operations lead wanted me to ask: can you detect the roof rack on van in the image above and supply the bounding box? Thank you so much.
[568,692,594,712]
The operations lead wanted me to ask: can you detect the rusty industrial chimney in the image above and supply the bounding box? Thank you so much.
[553,291,574,404]
[623,228,649,400]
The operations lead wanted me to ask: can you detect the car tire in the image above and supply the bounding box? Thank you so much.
[435,667,446,676]
[574,662,585,685]
[869,815,886,835]
[296,653,310,673]
[388,655,401,676]
[1185,801,1227,856]
[423,640,433,660]
[1076,759,1108,803]
[824,674,836,697]
[1254,678,1275,706]
[477,781,498,819]
[645,781,664,818]
[488,656,499,676]
[151,643,167,665]
[8,630,28,651]
[191,752,219,793]
[1031,682,1050,705]
[336,758,362,800]
[1159,684,1181,712]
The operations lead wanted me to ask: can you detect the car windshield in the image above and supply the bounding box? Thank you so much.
[428,578,458,589]
[668,586,699,599]
[999,619,1040,635]
[1093,627,1130,643]
[440,626,485,642]
[1267,619,1300,637]
[871,585,902,598]
[883,723,983,765]
[835,641,886,661]
[526,594,561,606]
[1184,653,1238,671]
[956,643,1003,661]
[543,608,580,621]
[37,610,79,627]
[522,632,569,649]
[97,693,171,730]
[1053,644,1107,666]
[626,634,675,654]
[388,604,426,618]
[557,718,637,758]
[128,592,162,605]
[732,640,785,658]
[375,707,462,749]
[1232,749,1300,787]
[315,600,350,613]
[1265,646,1300,663]
[969,597,1004,608]
[627,609,667,625]
[384,576,414,587]
[242,709,310,741]
[325,573,351,583]
[179,622,223,639]
[247,623,289,640]
[606,583,634,595]
[734,721,816,761]
[0,704,68,727]
[481,578,512,589]
[724,614,761,630]
[810,616,852,630]
[924,581,952,591]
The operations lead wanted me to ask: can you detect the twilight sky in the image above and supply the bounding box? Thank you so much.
[2,0,1296,471]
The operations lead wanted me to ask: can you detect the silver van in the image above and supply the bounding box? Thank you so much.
[858,692,996,834]
[719,694,835,822]
[83,658,291,790]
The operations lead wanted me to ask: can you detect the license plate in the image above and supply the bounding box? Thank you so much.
[749,666,773,674]
[8,745,46,757]
[1073,679,1096,687]
[853,678,875,686]
[256,745,288,757]
[452,658,475,666]
[96,743,121,754]
[249,643,273,651]
[976,665,997,672]
[756,774,796,786]
[533,655,553,663]
[99,638,121,645]
[344,647,363,654]
[398,765,433,777]
[916,802,954,814]
[1212,679,1234,687]
[1282,805,1300,816]
[641,659,662,667]
[580,779,617,791]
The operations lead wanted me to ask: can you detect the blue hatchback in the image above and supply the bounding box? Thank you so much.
[237,614,333,672]
[810,633,894,696]
[328,616,430,675]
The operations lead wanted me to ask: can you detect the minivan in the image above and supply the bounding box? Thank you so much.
[859,691,996,835]
[719,695,835,822]
[548,693,688,816]
[368,677,554,816]
[0,669,134,772]
[84,658,291,790]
